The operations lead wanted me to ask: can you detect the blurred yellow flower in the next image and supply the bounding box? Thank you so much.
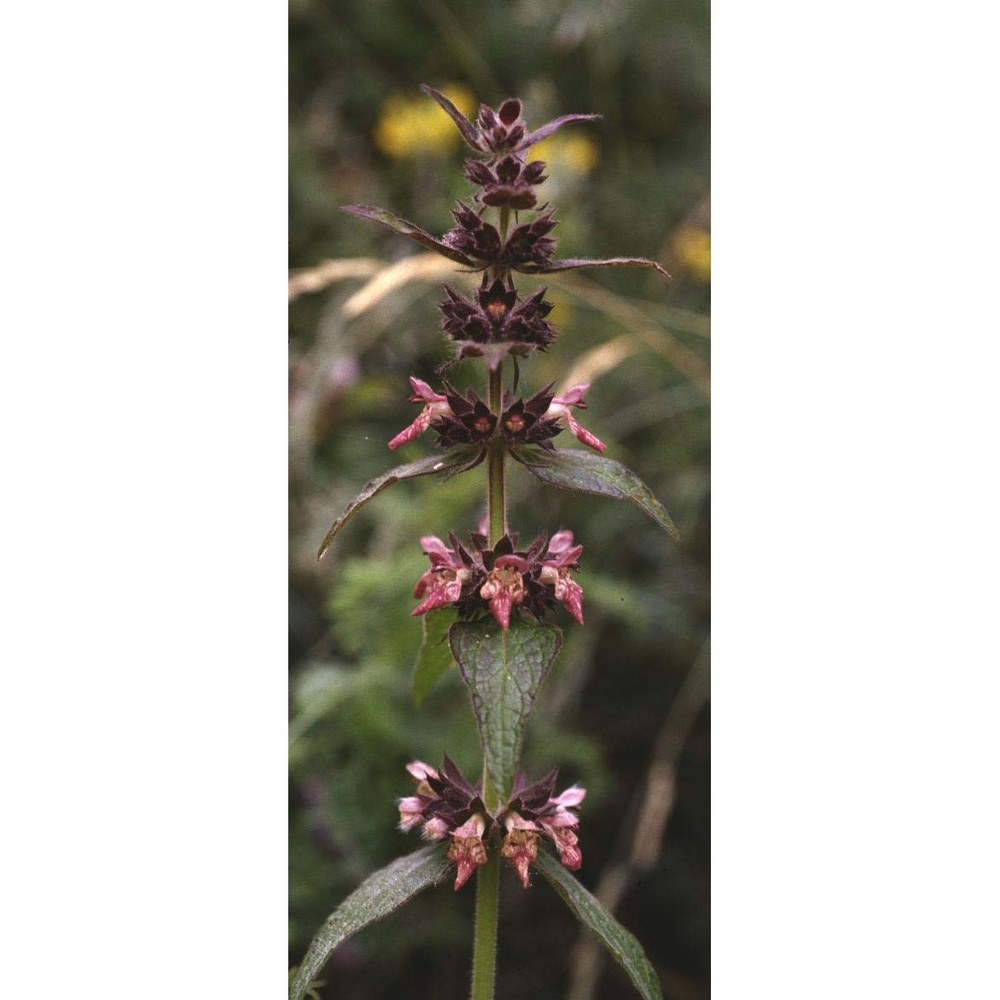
[672,226,711,283]
[374,84,476,160]
[545,294,573,331]
[531,134,599,177]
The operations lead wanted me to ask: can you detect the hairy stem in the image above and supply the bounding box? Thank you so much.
[470,845,500,1000]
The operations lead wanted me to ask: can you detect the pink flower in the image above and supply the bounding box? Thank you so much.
[538,530,585,625]
[397,760,448,839]
[536,785,586,871]
[388,378,454,450]
[412,536,471,616]
[544,384,606,453]
[479,554,530,629]
[397,796,426,832]
[500,774,587,886]
[405,760,439,782]
[447,813,489,890]
[500,820,540,889]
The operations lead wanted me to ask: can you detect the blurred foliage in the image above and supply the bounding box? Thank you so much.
[290,0,709,997]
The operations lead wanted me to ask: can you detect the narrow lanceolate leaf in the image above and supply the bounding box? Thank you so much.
[510,446,680,541]
[449,618,562,800]
[419,84,482,150]
[342,205,478,268]
[523,256,670,280]
[517,113,602,151]
[411,610,458,705]
[317,447,484,559]
[289,844,452,1000]
[535,848,663,1000]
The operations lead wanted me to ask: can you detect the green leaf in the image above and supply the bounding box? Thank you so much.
[535,848,663,1000]
[524,256,670,280]
[510,446,680,541]
[289,843,452,1000]
[342,204,478,267]
[449,617,562,802]
[316,447,484,559]
[411,610,458,705]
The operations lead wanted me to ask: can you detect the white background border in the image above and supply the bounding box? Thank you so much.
[3,1,999,996]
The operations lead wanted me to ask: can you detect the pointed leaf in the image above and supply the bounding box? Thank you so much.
[342,205,478,267]
[449,617,562,800]
[516,113,602,151]
[289,844,452,1000]
[510,446,680,541]
[411,610,458,705]
[523,256,670,280]
[535,847,663,1000]
[317,447,484,559]
[419,84,482,150]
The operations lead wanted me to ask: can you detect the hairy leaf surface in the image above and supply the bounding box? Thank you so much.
[289,844,451,1000]
[449,618,562,800]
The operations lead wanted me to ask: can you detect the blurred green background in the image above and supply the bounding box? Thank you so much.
[289,0,709,997]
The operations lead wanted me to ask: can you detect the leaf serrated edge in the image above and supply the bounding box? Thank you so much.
[535,848,663,1000]
[449,618,562,800]
[510,446,680,541]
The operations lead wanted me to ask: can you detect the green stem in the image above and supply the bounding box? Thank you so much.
[498,206,510,242]
[469,845,500,1000]
[487,365,506,548]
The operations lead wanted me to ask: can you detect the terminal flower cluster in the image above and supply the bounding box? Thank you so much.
[398,757,586,890]
[412,529,585,628]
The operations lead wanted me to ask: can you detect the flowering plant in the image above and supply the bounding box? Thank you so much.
[291,87,679,1000]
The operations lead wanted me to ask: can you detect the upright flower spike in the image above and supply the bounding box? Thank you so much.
[301,85,679,1000]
